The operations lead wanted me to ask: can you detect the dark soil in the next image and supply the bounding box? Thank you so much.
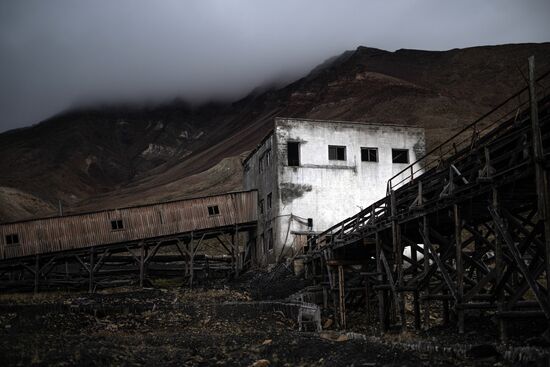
[227,265,312,301]
[1,286,439,367]
[1,270,548,366]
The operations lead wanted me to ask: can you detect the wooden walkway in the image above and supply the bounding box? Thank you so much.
[0,191,258,291]
[302,58,550,340]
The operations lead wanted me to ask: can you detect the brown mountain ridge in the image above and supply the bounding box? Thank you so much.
[1,43,549,222]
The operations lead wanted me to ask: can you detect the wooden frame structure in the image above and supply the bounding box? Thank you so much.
[0,191,258,292]
[303,58,550,340]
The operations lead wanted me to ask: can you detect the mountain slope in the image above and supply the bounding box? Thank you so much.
[1,43,549,221]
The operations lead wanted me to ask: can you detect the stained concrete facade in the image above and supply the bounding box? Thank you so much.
[243,118,425,266]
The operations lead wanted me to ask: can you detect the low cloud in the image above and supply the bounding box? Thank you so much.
[1,0,549,132]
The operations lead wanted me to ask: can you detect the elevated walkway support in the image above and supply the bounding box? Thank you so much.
[304,60,550,340]
[0,191,258,292]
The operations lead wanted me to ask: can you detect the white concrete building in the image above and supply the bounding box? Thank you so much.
[243,118,425,265]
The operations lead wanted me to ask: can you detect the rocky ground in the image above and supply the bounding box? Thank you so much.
[0,270,548,366]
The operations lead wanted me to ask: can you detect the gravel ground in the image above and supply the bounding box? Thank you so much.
[0,270,548,366]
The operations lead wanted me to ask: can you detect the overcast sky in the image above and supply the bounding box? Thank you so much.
[0,0,549,132]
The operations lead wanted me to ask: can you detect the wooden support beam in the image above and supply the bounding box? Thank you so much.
[390,190,406,330]
[74,254,90,273]
[463,268,497,303]
[489,206,550,320]
[529,56,550,326]
[338,265,346,329]
[493,189,506,341]
[376,232,387,332]
[139,242,145,288]
[144,241,163,264]
[380,250,402,321]
[420,229,457,300]
[365,278,371,318]
[422,216,430,328]
[34,254,39,295]
[413,290,421,330]
[327,259,371,266]
[89,247,95,293]
[38,256,58,278]
[215,235,233,256]
[455,204,465,334]
[93,250,111,273]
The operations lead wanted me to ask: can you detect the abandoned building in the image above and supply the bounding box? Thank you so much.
[243,117,425,265]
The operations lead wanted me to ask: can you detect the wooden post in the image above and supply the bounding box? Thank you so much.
[231,230,238,276]
[443,297,450,326]
[528,56,550,323]
[376,231,387,332]
[34,254,39,295]
[189,240,195,288]
[413,289,421,330]
[422,216,430,328]
[391,191,406,330]
[89,247,95,293]
[365,276,371,318]
[454,204,465,334]
[338,265,346,329]
[493,190,507,341]
[139,242,145,288]
[312,259,317,285]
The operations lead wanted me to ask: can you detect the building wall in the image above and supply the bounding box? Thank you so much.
[244,118,425,265]
[243,134,278,265]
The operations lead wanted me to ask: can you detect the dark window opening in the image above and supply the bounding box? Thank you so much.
[267,228,274,250]
[287,142,300,166]
[207,205,220,216]
[111,219,124,230]
[361,147,378,162]
[328,145,346,161]
[5,233,19,245]
[260,233,265,252]
[259,155,264,173]
[259,199,264,214]
[392,149,409,164]
[267,193,272,210]
[265,149,271,166]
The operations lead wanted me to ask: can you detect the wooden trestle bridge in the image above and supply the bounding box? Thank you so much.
[303,57,550,340]
[0,191,257,292]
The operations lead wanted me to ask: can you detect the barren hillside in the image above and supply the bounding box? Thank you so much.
[1,43,549,221]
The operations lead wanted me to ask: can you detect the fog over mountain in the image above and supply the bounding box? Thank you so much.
[1,0,549,132]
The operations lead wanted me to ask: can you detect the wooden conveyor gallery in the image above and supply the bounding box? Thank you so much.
[301,58,550,340]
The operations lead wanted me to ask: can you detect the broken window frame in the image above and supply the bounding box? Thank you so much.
[392,148,409,164]
[207,205,220,216]
[260,233,265,252]
[287,141,300,167]
[267,228,274,250]
[264,149,271,167]
[328,145,346,161]
[5,233,20,245]
[259,149,271,173]
[110,219,124,231]
[259,155,264,173]
[361,147,378,162]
